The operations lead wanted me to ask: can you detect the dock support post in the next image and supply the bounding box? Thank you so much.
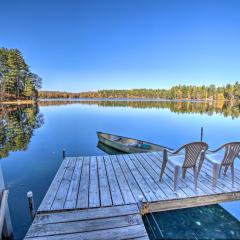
[62,149,66,160]
[0,190,9,235]
[138,195,149,215]
[27,191,36,220]
[0,162,13,239]
[138,195,144,215]
[200,127,203,142]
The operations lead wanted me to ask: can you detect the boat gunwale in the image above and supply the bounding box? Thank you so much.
[97,131,173,152]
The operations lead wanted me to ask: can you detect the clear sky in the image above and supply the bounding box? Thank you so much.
[0,0,240,91]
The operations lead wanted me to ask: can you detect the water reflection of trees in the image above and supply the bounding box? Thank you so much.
[40,100,240,119]
[0,104,44,158]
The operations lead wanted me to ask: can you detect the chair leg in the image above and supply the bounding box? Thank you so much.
[224,165,229,175]
[174,166,180,192]
[231,164,235,187]
[182,168,187,178]
[160,150,167,182]
[212,164,220,188]
[218,165,222,177]
[193,166,198,190]
[197,152,204,178]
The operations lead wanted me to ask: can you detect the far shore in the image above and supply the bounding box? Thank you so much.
[1,98,237,105]
[0,100,37,105]
[38,98,224,102]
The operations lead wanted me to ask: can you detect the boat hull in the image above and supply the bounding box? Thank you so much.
[97,132,169,154]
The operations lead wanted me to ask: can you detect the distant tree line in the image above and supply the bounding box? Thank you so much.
[0,48,42,101]
[39,82,240,101]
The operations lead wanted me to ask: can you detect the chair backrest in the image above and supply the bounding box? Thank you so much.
[221,142,240,166]
[181,142,208,168]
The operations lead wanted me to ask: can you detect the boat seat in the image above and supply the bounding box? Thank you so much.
[110,136,121,141]
[127,141,139,147]
[140,143,151,150]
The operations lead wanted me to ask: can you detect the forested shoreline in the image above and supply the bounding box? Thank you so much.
[0,48,42,101]
[40,82,240,101]
[1,48,240,102]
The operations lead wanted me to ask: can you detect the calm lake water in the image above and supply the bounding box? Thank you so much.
[1,99,240,239]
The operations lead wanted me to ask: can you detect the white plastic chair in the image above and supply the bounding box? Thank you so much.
[205,142,240,188]
[160,142,208,191]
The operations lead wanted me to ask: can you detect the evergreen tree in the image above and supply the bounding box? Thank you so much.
[0,47,42,100]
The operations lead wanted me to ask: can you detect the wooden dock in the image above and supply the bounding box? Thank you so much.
[25,152,240,239]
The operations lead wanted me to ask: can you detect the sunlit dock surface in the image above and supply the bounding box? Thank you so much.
[25,152,240,239]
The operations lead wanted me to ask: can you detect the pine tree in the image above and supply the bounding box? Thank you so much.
[0,48,41,100]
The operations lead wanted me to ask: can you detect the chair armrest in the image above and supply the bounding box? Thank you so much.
[207,149,218,153]
[207,145,225,154]
[163,148,180,155]
[163,148,173,154]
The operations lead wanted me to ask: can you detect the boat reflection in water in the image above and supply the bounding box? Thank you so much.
[97,141,124,155]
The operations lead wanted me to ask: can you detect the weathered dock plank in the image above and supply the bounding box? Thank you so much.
[32,204,140,225]
[26,152,240,239]
[26,225,149,240]
[97,156,112,207]
[38,157,70,212]
[122,154,157,202]
[76,157,90,209]
[136,153,177,199]
[116,154,147,201]
[104,156,124,205]
[25,204,149,240]
[110,155,136,204]
[51,157,76,210]
[89,156,100,208]
[38,153,240,212]
[147,191,240,213]
[64,157,83,209]
[129,154,167,200]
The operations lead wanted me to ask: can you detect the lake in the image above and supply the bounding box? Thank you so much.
[1,99,240,239]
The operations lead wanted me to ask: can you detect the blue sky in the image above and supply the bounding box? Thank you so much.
[0,0,240,91]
